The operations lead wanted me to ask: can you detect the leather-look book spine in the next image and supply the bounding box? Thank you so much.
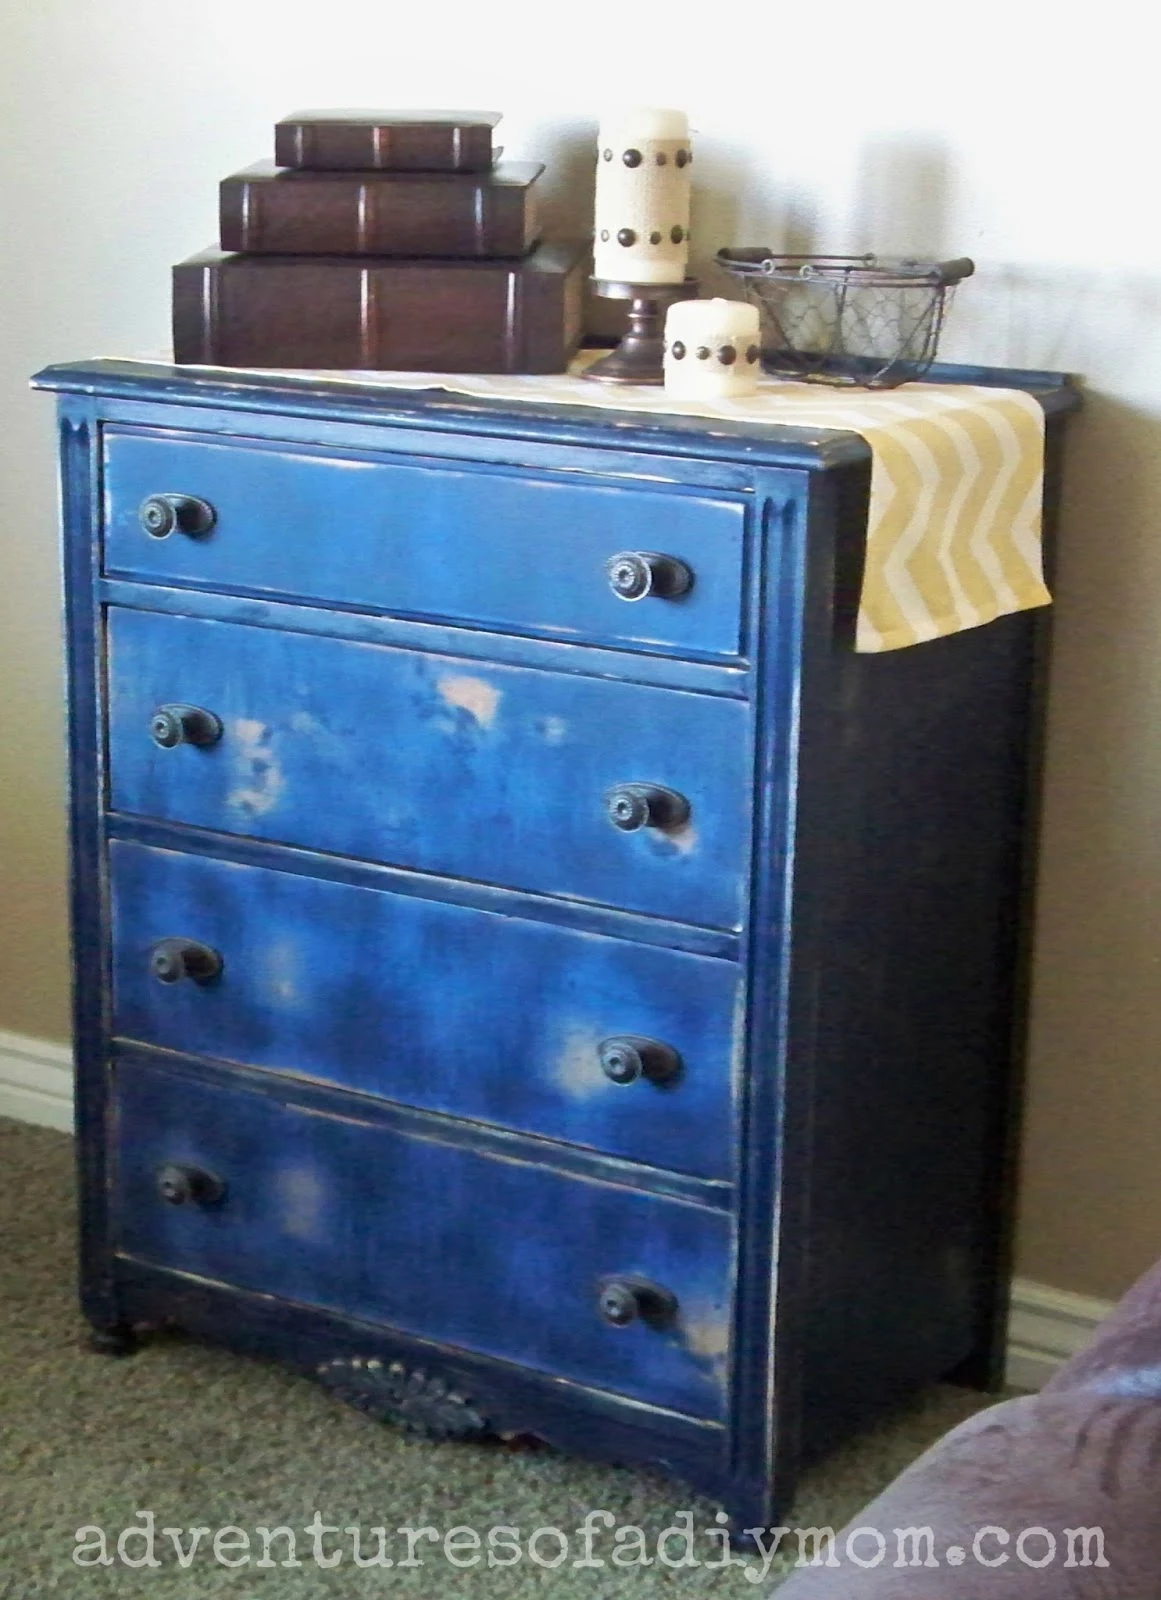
[274,110,501,172]
[172,242,588,374]
[219,161,543,259]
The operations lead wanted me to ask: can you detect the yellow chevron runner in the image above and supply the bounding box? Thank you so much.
[747,382,1049,649]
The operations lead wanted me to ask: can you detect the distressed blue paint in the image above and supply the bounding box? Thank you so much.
[114,1057,732,1420]
[108,814,742,960]
[106,608,752,928]
[114,1043,732,1210]
[98,579,750,698]
[57,400,117,1334]
[109,840,741,1178]
[33,358,1080,1533]
[104,429,749,659]
[87,392,767,489]
[44,360,872,471]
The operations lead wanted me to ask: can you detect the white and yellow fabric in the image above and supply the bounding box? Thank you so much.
[175,354,1051,653]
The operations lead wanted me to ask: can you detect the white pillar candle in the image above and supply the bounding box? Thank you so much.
[593,107,692,286]
[663,298,762,398]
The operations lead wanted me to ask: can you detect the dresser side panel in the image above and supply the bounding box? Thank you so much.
[791,436,1065,1458]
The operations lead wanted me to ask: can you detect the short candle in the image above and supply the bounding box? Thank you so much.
[593,108,692,286]
[664,298,763,398]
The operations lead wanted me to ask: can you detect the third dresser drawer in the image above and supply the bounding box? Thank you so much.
[110,842,740,1180]
[103,430,748,659]
[106,609,751,928]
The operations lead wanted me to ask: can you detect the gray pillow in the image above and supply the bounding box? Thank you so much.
[772,1257,1161,1596]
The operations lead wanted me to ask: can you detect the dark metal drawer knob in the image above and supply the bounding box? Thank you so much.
[605,782,690,833]
[606,551,693,602]
[138,494,216,539]
[150,703,222,749]
[597,1276,679,1328]
[599,1036,682,1086]
[149,938,223,986]
[156,1163,226,1207]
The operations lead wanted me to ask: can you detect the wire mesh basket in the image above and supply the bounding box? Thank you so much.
[715,250,975,388]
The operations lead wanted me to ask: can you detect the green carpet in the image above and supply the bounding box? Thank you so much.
[0,1115,993,1595]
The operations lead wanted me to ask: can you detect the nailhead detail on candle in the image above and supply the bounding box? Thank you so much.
[676,149,689,168]
[672,341,686,360]
[593,108,691,284]
[600,230,610,242]
[664,297,761,397]
[746,345,760,364]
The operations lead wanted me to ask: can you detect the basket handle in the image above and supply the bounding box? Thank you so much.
[718,249,976,284]
[929,258,975,284]
[715,247,772,267]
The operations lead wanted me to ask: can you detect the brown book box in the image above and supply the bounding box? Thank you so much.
[173,111,587,372]
[173,243,587,373]
[275,109,501,173]
[219,161,543,260]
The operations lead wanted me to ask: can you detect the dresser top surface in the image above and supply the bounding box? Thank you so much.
[32,358,1081,474]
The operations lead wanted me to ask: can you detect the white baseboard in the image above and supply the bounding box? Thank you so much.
[0,1029,1119,1386]
[1006,1278,1114,1390]
[0,1028,74,1132]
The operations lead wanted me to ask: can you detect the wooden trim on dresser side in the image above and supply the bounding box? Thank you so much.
[58,399,120,1339]
[726,466,817,1531]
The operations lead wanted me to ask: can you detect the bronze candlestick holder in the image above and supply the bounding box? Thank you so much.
[583,276,698,385]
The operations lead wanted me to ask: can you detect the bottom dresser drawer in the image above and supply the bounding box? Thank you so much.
[112,1059,733,1421]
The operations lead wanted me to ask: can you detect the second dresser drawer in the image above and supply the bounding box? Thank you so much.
[106,609,751,928]
[110,841,740,1179]
[103,429,748,659]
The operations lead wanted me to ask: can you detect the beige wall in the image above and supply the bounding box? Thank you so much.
[1,0,1158,1301]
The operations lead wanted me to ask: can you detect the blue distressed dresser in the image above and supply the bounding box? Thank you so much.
[35,358,1077,1533]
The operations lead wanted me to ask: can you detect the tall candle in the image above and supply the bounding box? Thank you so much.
[663,298,762,398]
[592,108,692,286]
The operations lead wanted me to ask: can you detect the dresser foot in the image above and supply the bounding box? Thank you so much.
[723,1492,795,1553]
[728,1523,787,1554]
[86,1324,139,1358]
[946,1336,1007,1394]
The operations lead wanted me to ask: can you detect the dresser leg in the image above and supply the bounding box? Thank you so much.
[728,1523,782,1554]
[947,1340,1007,1394]
[86,1323,139,1358]
[724,1487,795,1553]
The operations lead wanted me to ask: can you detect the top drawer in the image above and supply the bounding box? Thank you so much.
[102,430,748,659]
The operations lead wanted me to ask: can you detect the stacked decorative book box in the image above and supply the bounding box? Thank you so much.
[172,111,588,372]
